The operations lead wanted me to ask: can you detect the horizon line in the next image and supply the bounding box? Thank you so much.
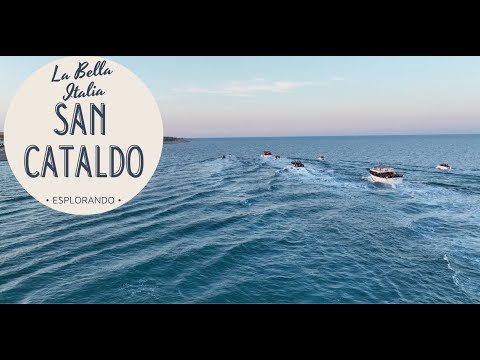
[182,132,480,139]
[2,131,479,138]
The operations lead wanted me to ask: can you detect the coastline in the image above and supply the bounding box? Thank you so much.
[0,131,5,161]
[164,137,191,144]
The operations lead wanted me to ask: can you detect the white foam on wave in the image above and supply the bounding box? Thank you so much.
[443,254,453,271]
[260,156,293,170]
[397,181,471,213]
[305,165,336,181]
[281,166,328,182]
[272,161,369,194]
[198,156,240,175]
[261,157,339,185]
[443,254,460,287]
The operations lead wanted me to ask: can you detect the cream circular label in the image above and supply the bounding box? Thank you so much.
[4,56,163,215]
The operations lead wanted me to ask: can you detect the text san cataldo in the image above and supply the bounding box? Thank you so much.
[24,60,145,179]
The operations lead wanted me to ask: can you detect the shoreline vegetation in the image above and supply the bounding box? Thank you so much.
[164,136,190,144]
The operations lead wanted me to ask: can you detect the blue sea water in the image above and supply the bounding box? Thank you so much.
[1,134,480,303]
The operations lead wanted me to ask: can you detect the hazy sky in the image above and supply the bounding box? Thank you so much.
[1,56,479,137]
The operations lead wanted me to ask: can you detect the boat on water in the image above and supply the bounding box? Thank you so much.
[436,163,451,170]
[274,155,281,160]
[222,154,233,159]
[318,155,325,161]
[367,166,403,185]
[261,150,273,158]
[288,161,305,171]
[0,137,6,162]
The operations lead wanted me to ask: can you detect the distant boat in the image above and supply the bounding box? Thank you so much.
[288,160,305,171]
[318,155,325,161]
[436,163,451,170]
[274,155,281,160]
[261,150,273,158]
[368,166,403,185]
[0,139,6,161]
[222,154,233,159]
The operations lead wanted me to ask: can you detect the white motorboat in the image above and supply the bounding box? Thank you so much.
[318,155,325,161]
[368,166,403,185]
[436,163,451,170]
[222,154,233,159]
[261,150,273,158]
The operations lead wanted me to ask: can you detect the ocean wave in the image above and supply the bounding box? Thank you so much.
[1,136,480,303]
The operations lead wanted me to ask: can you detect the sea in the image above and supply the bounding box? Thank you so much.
[1,134,479,303]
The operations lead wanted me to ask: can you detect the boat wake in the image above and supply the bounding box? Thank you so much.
[442,253,479,300]
[363,175,400,189]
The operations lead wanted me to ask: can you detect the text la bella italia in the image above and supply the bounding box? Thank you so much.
[24,60,144,179]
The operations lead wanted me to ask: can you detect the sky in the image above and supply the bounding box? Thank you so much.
[1,56,479,137]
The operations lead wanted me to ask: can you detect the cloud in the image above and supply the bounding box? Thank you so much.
[157,95,179,102]
[171,78,320,97]
[331,76,350,81]
[172,87,226,95]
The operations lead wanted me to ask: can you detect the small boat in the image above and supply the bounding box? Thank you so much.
[288,160,305,171]
[436,163,451,170]
[0,139,6,162]
[274,155,281,160]
[261,150,273,158]
[367,166,403,185]
[222,154,233,159]
[318,155,325,161]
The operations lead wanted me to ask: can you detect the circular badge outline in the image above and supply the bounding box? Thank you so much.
[4,56,164,216]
